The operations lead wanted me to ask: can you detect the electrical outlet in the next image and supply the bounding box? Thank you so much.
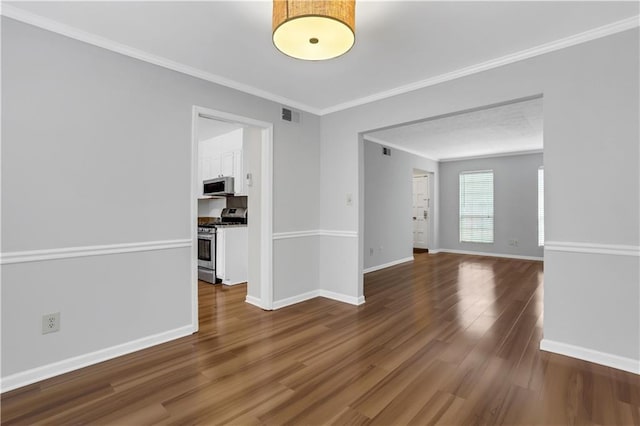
[346,193,353,207]
[508,239,519,247]
[42,312,60,334]
[369,248,374,256]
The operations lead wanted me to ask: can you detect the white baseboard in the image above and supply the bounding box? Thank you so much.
[0,324,194,393]
[272,290,321,310]
[363,256,414,274]
[318,290,365,306]
[438,249,543,261]
[272,289,366,309]
[245,295,267,309]
[540,339,640,375]
[428,249,441,254]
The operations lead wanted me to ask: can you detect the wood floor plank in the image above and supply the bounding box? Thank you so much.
[2,253,637,425]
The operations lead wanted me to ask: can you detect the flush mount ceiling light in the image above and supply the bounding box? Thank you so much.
[272,0,356,61]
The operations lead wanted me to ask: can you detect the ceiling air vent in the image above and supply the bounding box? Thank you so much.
[382,147,391,156]
[281,107,300,123]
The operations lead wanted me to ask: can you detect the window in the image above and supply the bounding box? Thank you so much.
[538,167,544,246]
[459,170,494,243]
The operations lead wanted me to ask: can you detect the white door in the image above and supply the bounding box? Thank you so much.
[413,175,429,249]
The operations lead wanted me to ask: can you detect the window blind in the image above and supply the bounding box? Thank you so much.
[538,167,544,246]
[459,170,494,243]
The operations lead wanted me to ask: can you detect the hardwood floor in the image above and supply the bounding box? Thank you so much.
[2,253,639,425]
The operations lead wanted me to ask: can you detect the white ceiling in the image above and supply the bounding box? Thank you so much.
[4,1,638,114]
[365,96,543,160]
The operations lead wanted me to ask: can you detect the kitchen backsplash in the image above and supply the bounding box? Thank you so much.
[227,196,247,209]
[197,195,247,219]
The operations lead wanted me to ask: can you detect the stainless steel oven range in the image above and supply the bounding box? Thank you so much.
[197,207,248,285]
[197,225,217,284]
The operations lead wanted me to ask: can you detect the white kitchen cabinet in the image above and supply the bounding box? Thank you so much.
[216,227,248,285]
[198,128,245,196]
[221,152,234,177]
[209,155,222,180]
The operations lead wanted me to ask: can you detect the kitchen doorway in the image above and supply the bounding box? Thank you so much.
[190,106,273,332]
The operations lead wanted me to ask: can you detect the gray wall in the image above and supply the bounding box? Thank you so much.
[1,15,638,384]
[320,29,639,367]
[439,153,543,258]
[363,140,438,270]
[1,18,321,380]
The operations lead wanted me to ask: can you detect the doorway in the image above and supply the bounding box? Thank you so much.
[190,106,273,332]
[412,170,431,251]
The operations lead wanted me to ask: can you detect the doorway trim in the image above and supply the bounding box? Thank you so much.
[191,106,274,331]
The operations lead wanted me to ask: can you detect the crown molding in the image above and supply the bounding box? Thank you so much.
[365,135,543,163]
[439,149,544,163]
[0,4,322,116]
[2,4,637,117]
[320,15,640,115]
[364,136,439,162]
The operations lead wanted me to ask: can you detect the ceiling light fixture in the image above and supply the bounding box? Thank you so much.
[272,0,355,61]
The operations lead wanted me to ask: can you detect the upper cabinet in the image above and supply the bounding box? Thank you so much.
[198,128,245,197]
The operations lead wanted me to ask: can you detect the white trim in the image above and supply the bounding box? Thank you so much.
[364,136,438,162]
[0,325,194,393]
[0,4,321,116]
[260,124,274,310]
[545,241,640,257]
[245,295,266,310]
[428,249,441,254]
[321,16,640,114]
[191,107,274,318]
[318,290,365,306]
[363,256,414,274]
[439,149,544,163]
[540,339,639,375]
[0,239,192,265]
[272,290,320,310]
[272,230,358,240]
[318,230,358,238]
[2,4,636,116]
[190,109,199,332]
[437,249,543,261]
[271,289,365,310]
[273,230,319,240]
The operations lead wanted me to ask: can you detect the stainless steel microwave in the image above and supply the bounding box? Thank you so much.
[203,176,234,196]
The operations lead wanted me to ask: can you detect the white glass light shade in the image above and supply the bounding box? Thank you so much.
[273,1,355,61]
